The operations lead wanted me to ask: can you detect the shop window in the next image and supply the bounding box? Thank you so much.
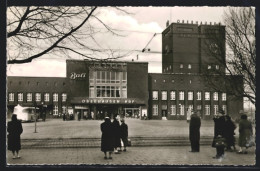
[162,91,167,100]
[27,93,32,102]
[44,93,49,102]
[152,91,158,100]
[170,91,176,100]
[170,105,176,115]
[53,105,58,115]
[179,104,185,115]
[62,106,66,114]
[18,93,23,102]
[205,105,210,115]
[152,105,158,116]
[9,93,14,102]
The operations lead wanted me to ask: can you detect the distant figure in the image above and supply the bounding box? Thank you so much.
[42,112,46,122]
[7,114,23,159]
[101,117,113,159]
[62,113,66,121]
[212,109,226,159]
[120,118,128,152]
[238,114,253,154]
[77,112,81,121]
[223,115,237,151]
[189,111,201,152]
[112,115,121,154]
[91,111,94,120]
[186,108,191,123]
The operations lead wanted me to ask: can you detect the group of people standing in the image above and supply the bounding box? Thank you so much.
[100,115,129,159]
[189,109,254,160]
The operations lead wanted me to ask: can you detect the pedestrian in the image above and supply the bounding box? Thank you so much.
[119,118,128,152]
[223,115,237,152]
[7,114,23,159]
[77,112,81,121]
[189,110,201,152]
[186,108,191,123]
[91,111,94,120]
[42,112,46,122]
[62,113,66,121]
[112,114,121,154]
[237,114,253,154]
[212,109,226,159]
[101,117,113,159]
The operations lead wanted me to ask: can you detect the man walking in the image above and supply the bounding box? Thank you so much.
[189,110,201,152]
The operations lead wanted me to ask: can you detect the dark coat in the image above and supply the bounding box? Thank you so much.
[238,119,252,147]
[101,120,114,152]
[7,120,23,151]
[223,118,236,146]
[213,115,226,137]
[189,114,201,142]
[120,122,128,139]
[112,119,121,148]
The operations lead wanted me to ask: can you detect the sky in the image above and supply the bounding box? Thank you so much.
[7,6,227,77]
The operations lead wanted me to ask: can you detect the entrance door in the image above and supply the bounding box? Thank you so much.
[162,110,167,117]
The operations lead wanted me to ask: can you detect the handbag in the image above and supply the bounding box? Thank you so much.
[127,138,131,147]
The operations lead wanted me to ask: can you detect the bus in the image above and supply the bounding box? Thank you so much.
[13,104,39,122]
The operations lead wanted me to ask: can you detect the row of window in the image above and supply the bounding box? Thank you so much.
[8,93,67,102]
[152,104,226,116]
[53,105,67,115]
[9,81,66,86]
[89,71,127,84]
[152,91,226,101]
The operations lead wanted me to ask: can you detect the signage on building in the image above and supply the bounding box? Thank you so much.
[81,98,136,104]
[70,72,87,80]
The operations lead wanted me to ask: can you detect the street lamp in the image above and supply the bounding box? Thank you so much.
[33,101,38,133]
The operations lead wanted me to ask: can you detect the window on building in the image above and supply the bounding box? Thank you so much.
[122,86,127,98]
[216,65,219,70]
[53,93,58,102]
[62,106,66,114]
[154,79,157,83]
[197,105,202,110]
[208,65,211,69]
[152,105,158,115]
[62,93,67,102]
[197,91,202,100]
[90,86,95,98]
[53,105,58,115]
[152,91,158,100]
[44,93,50,102]
[188,105,193,112]
[9,93,14,102]
[214,105,218,115]
[35,93,41,102]
[27,93,32,102]
[122,72,127,84]
[188,64,191,69]
[162,91,167,100]
[222,93,227,101]
[213,92,218,101]
[18,93,23,102]
[179,104,185,115]
[205,92,210,100]
[222,105,227,114]
[179,91,184,100]
[205,105,210,115]
[180,64,183,68]
[170,91,176,100]
[36,82,39,86]
[170,105,176,115]
[188,91,193,100]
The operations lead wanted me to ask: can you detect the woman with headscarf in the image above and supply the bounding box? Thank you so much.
[101,117,114,159]
[112,114,121,154]
[238,114,253,154]
[7,114,23,159]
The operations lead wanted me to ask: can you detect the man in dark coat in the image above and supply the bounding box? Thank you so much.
[101,117,113,159]
[212,109,226,159]
[119,118,128,152]
[189,110,201,152]
[112,115,121,154]
[7,114,23,159]
[223,115,237,151]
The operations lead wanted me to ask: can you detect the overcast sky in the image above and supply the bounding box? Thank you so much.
[7,6,227,77]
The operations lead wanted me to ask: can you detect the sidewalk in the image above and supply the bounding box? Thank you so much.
[6,146,255,166]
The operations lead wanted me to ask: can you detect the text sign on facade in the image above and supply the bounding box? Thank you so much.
[70,72,87,80]
[81,99,135,104]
